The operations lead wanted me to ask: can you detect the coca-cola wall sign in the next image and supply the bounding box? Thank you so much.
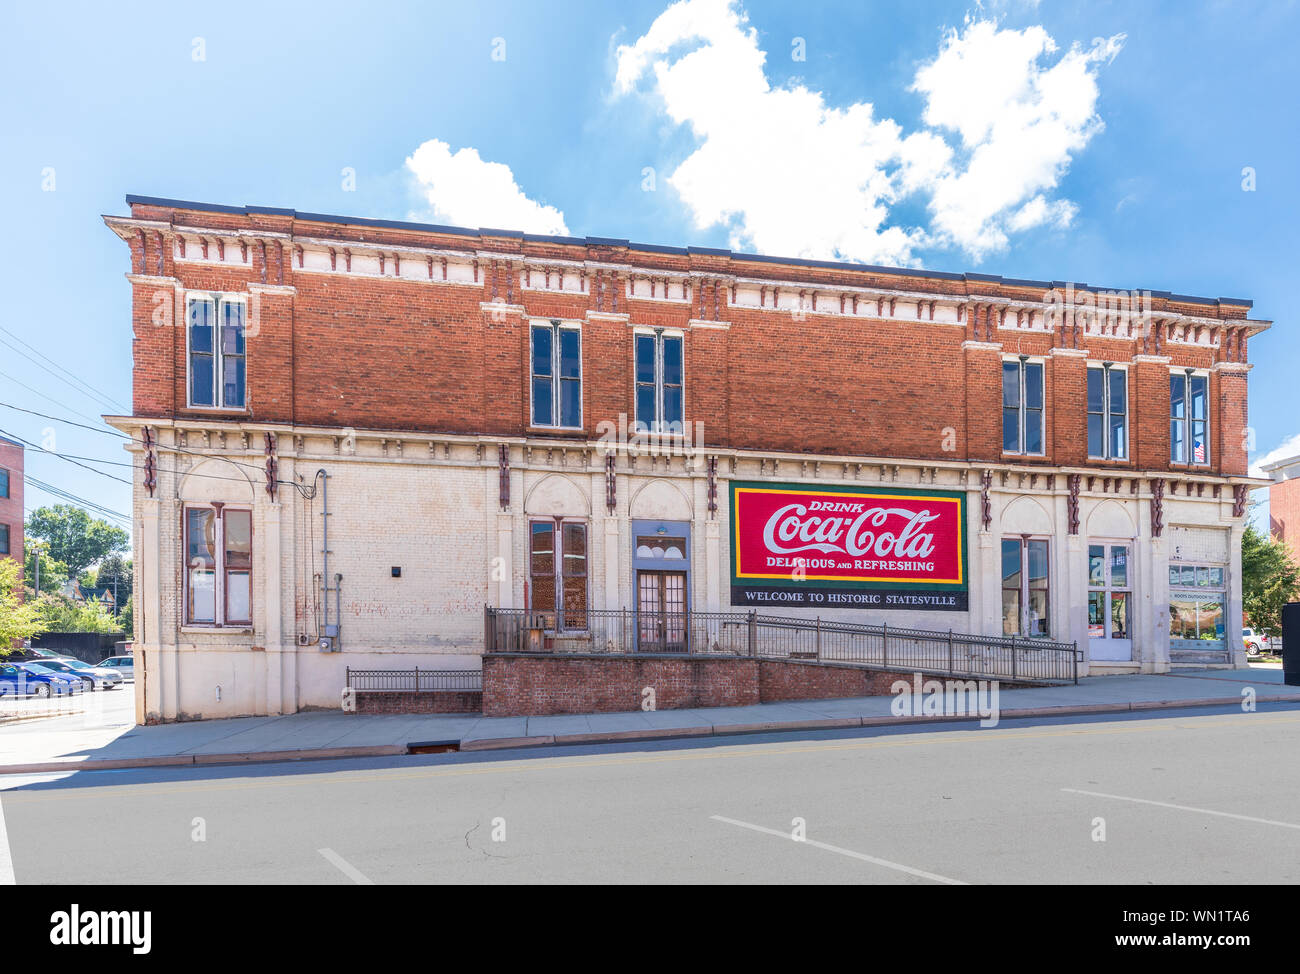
[729,482,968,610]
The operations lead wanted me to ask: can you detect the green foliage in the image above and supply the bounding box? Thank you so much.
[0,557,47,652]
[25,505,128,580]
[96,553,133,605]
[1242,519,1300,636]
[35,592,121,634]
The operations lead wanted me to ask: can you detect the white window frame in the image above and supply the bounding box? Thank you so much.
[1087,362,1128,460]
[633,327,685,433]
[529,319,583,430]
[186,292,248,410]
[1001,535,1052,638]
[1087,541,1133,642]
[1170,367,1210,466]
[1002,355,1045,456]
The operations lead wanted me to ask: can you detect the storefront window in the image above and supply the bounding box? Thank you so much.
[1169,561,1226,645]
[1002,538,1050,637]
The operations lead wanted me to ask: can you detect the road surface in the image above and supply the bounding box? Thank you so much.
[1,703,1297,884]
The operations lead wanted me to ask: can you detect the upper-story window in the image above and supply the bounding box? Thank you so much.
[0,523,9,555]
[0,467,8,498]
[1087,364,1127,460]
[634,329,683,433]
[1170,370,1209,465]
[1002,357,1044,455]
[530,320,581,429]
[187,294,246,409]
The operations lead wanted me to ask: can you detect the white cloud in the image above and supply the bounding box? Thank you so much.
[914,21,1124,258]
[613,0,1124,264]
[405,138,569,235]
[1250,433,1300,479]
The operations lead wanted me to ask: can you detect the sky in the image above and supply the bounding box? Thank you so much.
[1,0,1296,543]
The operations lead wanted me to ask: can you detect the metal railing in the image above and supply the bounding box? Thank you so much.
[484,606,1080,684]
[345,667,482,693]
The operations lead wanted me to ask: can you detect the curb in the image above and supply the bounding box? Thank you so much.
[0,744,406,776]
[4,693,1299,772]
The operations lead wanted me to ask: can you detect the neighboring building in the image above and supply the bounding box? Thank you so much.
[1262,452,1300,567]
[105,195,1269,723]
[0,434,23,587]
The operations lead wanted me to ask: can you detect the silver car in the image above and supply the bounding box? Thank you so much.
[97,655,135,681]
[49,657,124,690]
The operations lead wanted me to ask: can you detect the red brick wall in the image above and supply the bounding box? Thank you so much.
[481,653,985,717]
[119,201,1258,477]
[0,438,24,589]
[353,690,482,714]
[1270,478,1300,567]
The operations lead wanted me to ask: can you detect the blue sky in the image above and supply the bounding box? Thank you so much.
[1,0,1296,542]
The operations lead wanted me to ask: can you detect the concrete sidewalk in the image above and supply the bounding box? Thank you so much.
[1,667,1295,774]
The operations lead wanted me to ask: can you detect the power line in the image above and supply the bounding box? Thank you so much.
[0,324,129,413]
[24,475,133,527]
[0,400,128,438]
[0,370,108,427]
[0,426,131,485]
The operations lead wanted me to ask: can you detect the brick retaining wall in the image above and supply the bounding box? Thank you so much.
[353,690,482,714]
[481,653,975,717]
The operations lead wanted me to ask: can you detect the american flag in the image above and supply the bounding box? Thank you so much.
[1193,439,1206,463]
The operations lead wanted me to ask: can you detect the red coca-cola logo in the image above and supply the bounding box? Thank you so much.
[733,485,965,585]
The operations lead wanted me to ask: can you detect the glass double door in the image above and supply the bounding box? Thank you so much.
[1088,543,1132,661]
[637,570,687,652]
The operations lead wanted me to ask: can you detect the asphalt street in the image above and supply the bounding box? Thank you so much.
[2,703,1297,884]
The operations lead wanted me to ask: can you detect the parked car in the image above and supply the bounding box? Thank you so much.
[1242,628,1269,653]
[12,662,86,697]
[0,663,41,697]
[97,655,134,681]
[29,657,121,690]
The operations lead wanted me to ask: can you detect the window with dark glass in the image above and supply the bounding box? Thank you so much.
[1087,365,1127,459]
[531,321,581,428]
[188,295,245,409]
[0,523,9,555]
[1003,358,1043,455]
[1170,371,1209,465]
[529,518,587,629]
[1002,537,1050,637]
[184,506,251,626]
[0,468,9,498]
[634,330,683,432]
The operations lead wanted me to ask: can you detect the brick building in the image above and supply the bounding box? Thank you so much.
[1262,452,1300,568]
[105,195,1269,722]
[0,434,23,587]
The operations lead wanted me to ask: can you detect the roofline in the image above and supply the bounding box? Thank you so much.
[124,194,1255,310]
[0,434,24,449]
[1257,454,1300,472]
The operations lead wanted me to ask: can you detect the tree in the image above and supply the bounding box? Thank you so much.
[25,505,129,580]
[1241,520,1300,636]
[0,557,46,653]
[35,592,120,634]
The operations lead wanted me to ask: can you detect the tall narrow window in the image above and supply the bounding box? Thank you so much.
[530,321,581,428]
[1003,358,1043,455]
[1170,371,1209,465]
[1087,365,1127,459]
[187,295,246,408]
[0,523,9,556]
[189,296,216,407]
[0,468,8,498]
[634,330,684,432]
[528,518,588,630]
[1088,543,1132,641]
[184,505,252,626]
[1002,537,1050,637]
